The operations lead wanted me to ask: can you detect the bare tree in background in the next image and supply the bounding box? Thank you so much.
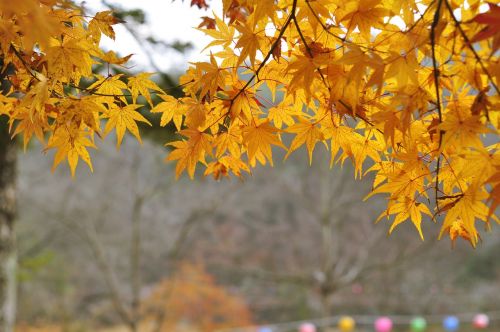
[0,57,17,332]
[183,150,439,318]
[0,120,17,332]
[16,139,224,331]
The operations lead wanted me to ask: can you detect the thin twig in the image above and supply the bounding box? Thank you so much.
[444,0,500,95]
[9,44,40,82]
[227,0,298,106]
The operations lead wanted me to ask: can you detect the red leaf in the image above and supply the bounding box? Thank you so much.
[191,0,209,9]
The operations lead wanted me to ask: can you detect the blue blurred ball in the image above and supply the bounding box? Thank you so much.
[443,316,459,331]
[258,327,273,332]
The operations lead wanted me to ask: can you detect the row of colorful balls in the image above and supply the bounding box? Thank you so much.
[257,313,491,332]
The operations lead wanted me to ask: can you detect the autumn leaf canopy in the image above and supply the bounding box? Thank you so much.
[1,0,499,246]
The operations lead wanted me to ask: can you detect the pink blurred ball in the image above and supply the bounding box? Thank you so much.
[351,283,364,295]
[375,317,393,332]
[299,322,316,332]
[473,314,489,329]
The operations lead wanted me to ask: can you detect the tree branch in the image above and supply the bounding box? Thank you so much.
[430,0,444,211]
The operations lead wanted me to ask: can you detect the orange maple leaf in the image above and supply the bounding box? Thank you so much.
[471,2,500,50]
[442,219,479,248]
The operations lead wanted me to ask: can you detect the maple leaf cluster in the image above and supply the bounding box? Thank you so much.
[162,0,500,245]
[0,1,161,176]
[1,0,499,246]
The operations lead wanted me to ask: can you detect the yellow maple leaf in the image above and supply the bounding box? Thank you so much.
[327,125,353,167]
[205,155,250,180]
[226,85,260,121]
[51,97,103,136]
[439,112,490,150]
[88,10,121,42]
[11,107,47,150]
[88,75,128,102]
[194,53,229,99]
[46,36,94,82]
[214,125,242,158]
[334,129,383,177]
[22,74,49,117]
[285,118,325,164]
[287,55,317,96]
[268,105,297,129]
[150,95,186,130]
[384,52,419,88]
[127,73,163,107]
[486,170,500,220]
[242,120,285,167]
[46,127,96,177]
[235,20,265,65]
[100,50,133,65]
[183,98,208,130]
[367,163,430,200]
[337,0,389,40]
[438,184,490,246]
[198,14,235,50]
[377,197,432,240]
[167,129,213,179]
[104,104,152,148]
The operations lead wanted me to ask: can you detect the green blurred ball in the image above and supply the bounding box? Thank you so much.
[410,317,427,332]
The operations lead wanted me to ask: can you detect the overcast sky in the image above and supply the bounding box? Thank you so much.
[82,0,223,74]
[80,1,488,77]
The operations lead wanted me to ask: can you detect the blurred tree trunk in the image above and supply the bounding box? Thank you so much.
[0,119,17,332]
